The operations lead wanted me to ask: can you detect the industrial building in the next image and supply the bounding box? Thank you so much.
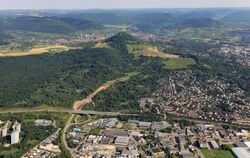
[35,119,53,126]
[104,128,128,137]
[115,136,130,145]
[104,118,118,128]
[138,121,151,129]
[231,147,250,158]
[243,141,250,148]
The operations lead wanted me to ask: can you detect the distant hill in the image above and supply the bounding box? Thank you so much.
[65,12,134,25]
[106,32,140,43]
[58,17,100,30]
[181,9,234,20]
[220,11,250,23]
[134,13,178,31]
[105,32,141,58]
[180,18,220,28]
[0,31,13,45]
[130,12,220,31]
[182,10,213,19]
[0,16,101,33]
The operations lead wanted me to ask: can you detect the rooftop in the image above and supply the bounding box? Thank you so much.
[231,147,250,158]
[115,136,130,145]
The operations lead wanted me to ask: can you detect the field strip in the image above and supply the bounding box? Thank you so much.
[0,45,76,57]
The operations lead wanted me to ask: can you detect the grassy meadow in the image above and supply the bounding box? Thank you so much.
[200,149,234,158]
[162,58,196,69]
[127,44,179,58]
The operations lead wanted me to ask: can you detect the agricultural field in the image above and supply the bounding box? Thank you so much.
[162,58,196,69]
[0,45,76,57]
[127,44,179,58]
[200,149,235,158]
[92,42,110,48]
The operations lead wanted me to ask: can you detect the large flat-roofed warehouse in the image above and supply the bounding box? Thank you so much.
[243,141,250,148]
[115,136,130,145]
[104,129,128,137]
[231,147,250,158]
[138,121,151,129]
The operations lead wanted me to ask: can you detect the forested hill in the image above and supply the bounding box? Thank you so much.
[105,32,141,57]
[0,16,101,33]
[0,33,139,108]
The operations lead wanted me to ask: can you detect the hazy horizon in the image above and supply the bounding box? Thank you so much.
[1,0,250,10]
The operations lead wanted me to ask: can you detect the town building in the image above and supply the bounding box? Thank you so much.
[11,131,20,144]
[35,119,53,126]
[121,147,139,158]
[151,121,170,131]
[181,151,195,158]
[209,140,219,149]
[138,121,151,129]
[115,136,130,145]
[151,147,165,157]
[10,121,21,144]
[104,128,128,137]
[12,120,21,132]
[104,118,118,128]
[243,141,250,148]
[0,121,9,138]
[38,143,61,153]
[231,147,250,158]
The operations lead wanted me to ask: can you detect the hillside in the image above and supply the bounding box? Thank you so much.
[180,18,220,28]
[0,32,195,110]
[0,32,147,108]
[106,32,140,44]
[134,13,178,31]
[0,44,133,108]
[105,32,141,58]
[220,11,250,23]
[0,31,13,45]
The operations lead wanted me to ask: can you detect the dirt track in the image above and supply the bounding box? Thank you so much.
[73,76,129,110]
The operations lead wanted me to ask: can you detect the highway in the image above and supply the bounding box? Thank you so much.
[0,108,137,116]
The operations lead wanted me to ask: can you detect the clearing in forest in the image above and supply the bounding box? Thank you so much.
[92,42,110,48]
[162,58,196,69]
[127,44,179,59]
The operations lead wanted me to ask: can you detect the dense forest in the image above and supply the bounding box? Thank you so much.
[0,35,136,108]
[90,58,167,112]
[0,32,249,111]
[0,32,163,108]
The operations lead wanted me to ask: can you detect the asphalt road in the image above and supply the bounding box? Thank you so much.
[0,108,137,116]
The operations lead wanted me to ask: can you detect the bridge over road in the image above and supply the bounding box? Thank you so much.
[0,108,138,116]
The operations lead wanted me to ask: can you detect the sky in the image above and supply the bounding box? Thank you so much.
[0,0,250,9]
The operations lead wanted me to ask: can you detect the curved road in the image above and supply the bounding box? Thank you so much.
[62,113,91,158]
